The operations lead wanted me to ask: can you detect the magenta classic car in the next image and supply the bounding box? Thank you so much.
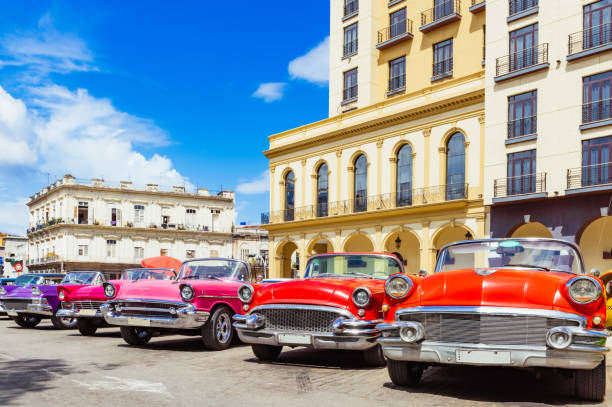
[0,273,76,329]
[101,258,250,350]
[57,268,176,336]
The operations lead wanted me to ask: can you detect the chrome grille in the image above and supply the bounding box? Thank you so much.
[114,301,178,318]
[256,307,344,333]
[399,313,581,346]
[1,299,31,310]
[73,301,105,310]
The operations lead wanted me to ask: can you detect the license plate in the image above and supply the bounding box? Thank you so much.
[79,309,97,317]
[278,334,311,345]
[7,310,17,317]
[456,349,511,365]
[127,317,150,327]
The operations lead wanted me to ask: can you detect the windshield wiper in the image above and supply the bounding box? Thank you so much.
[504,264,550,271]
[345,272,373,279]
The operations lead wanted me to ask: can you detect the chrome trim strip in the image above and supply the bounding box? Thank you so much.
[107,298,186,307]
[248,303,354,319]
[197,295,239,299]
[100,302,209,329]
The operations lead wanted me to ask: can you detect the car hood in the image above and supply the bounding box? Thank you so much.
[419,268,573,310]
[1,284,57,298]
[255,277,385,308]
[115,279,182,302]
[59,284,106,302]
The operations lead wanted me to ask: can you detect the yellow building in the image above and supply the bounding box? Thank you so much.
[264,0,488,278]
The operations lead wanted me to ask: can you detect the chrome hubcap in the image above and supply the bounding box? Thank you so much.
[216,314,230,343]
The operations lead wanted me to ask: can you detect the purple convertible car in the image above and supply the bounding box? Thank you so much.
[0,273,77,329]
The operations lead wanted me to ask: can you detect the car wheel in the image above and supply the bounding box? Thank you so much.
[76,319,98,336]
[575,359,606,402]
[363,345,386,367]
[11,315,41,328]
[201,307,234,350]
[120,326,153,345]
[387,359,423,387]
[51,314,77,329]
[251,344,283,361]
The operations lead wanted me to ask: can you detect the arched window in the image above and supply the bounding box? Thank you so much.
[317,163,329,217]
[396,144,413,207]
[446,132,466,200]
[284,171,295,221]
[354,155,367,212]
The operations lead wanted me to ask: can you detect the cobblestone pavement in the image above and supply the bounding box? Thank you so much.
[0,318,610,407]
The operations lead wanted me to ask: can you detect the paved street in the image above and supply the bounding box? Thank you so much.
[0,318,610,407]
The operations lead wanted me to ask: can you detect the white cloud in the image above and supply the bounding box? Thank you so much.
[236,170,269,195]
[288,37,329,85]
[0,197,29,235]
[0,13,96,82]
[252,82,286,103]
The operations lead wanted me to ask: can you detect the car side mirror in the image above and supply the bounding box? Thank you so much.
[418,269,427,277]
[589,269,601,277]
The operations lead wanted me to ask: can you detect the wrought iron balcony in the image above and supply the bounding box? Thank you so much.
[507,116,536,139]
[342,85,358,103]
[387,74,406,95]
[469,0,486,13]
[267,183,468,224]
[344,0,358,18]
[495,43,549,81]
[377,19,414,50]
[343,39,358,57]
[420,0,461,33]
[568,22,612,59]
[582,98,612,124]
[494,173,546,199]
[567,163,612,190]
[509,0,538,16]
[432,58,453,81]
[260,212,270,225]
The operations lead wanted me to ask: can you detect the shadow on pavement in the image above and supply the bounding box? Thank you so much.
[244,347,385,370]
[116,336,247,352]
[383,365,604,405]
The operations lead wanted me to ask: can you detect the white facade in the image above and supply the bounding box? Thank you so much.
[27,175,235,276]
[2,236,29,278]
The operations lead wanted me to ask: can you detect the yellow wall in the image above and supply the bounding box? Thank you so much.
[580,217,612,274]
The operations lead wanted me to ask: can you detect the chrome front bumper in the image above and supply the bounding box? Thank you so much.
[233,313,381,350]
[0,300,53,316]
[100,301,210,330]
[56,308,103,319]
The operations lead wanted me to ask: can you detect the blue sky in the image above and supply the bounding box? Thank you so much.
[0,1,330,234]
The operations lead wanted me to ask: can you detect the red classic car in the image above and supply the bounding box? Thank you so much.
[233,253,407,366]
[101,258,251,350]
[57,268,176,336]
[377,238,609,402]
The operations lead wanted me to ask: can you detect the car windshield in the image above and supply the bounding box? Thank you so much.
[178,259,249,282]
[122,268,176,281]
[61,272,102,285]
[14,275,45,286]
[436,239,583,274]
[305,254,403,279]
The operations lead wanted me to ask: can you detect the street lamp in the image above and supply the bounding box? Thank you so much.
[394,235,402,250]
[465,232,473,240]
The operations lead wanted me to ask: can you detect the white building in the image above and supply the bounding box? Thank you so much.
[26,174,235,278]
[232,225,269,276]
[1,235,28,278]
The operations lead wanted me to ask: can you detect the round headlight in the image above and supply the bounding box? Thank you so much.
[567,277,602,304]
[385,275,413,299]
[58,290,65,300]
[180,284,195,302]
[238,284,254,303]
[31,287,41,296]
[352,287,371,308]
[103,283,116,299]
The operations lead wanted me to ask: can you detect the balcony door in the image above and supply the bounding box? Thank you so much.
[434,0,453,20]
[584,0,612,49]
[510,24,538,71]
[508,91,537,139]
[507,150,536,195]
[582,136,612,186]
[389,8,406,38]
[583,71,612,123]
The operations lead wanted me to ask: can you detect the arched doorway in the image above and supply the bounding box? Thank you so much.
[307,236,334,256]
[343,232,374,252]
[511,222,552,238]
[276,240,298,279]
[384,230,420,275]
[579,216,612,273]
[433,224,474,268]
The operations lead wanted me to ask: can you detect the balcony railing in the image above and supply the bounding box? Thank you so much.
[421,0,461,29]
[343,39,358,57]
[582,98,612,124]
[495,43,548,78]
[377,19,414,48]
[433,58,453,79]
[344,0,358,17]
[260,212,270,225]
[388,74,406,94]
[267,183,468,224]
[567,162,612,189]
[509,0,538,16]
[507,115,536,139]
[569,22,612,56]
[494,173,546,198]
[343,85,358,102]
